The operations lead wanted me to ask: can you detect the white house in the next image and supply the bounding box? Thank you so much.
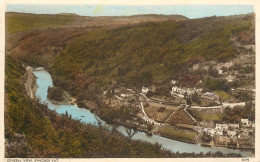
[228,123,239,128]
[209,129,223,136]
[252,123,255,128]
[142,87,149,94]
[171,86,195,98]
[226,75,234,82]
[120,94,126,98]
[215,123,228,130]
[216,129,223,136]
[171,80,176,85]
[212,129,223,136]
[203,128,214,135]
[241,119,249,125]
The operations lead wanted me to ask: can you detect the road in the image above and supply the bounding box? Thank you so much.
[25,66,35,99]
[165,105,182,123]
[140,102,162,126]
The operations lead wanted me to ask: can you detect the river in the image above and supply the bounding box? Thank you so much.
[32,68,253,157]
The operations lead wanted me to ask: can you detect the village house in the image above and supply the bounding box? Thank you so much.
[227,130,237,137]
[226,75,234,82]
[209,129,223,136]
[241,119,249,125]
[203,128,213,134]
[215,129,223,136]
[120,94,126,98]
[252,123,255,128]
[142,87,149,94]
[215,123,228,130]
[238,132,249,139]
[171,80,176,85]
[171,86,196,98]
[228,123,239,129]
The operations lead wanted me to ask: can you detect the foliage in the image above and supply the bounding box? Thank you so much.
[52,16,253,91]
[191,92,200,103]
[5,56,243,157]
[205,79,230,92]
[47,87,63,101]
[201,133,211,143]
[213,90,231,100]
[160,126,197,142]
[223,103,255,123]
[6,56,177,157]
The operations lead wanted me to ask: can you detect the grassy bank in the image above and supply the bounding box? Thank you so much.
[159,125,197,143]
[213,90,231,100]
[187,108,224,122]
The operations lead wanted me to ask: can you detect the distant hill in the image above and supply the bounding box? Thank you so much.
[6,12,188,34]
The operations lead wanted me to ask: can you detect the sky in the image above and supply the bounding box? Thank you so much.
[6,4,254,19]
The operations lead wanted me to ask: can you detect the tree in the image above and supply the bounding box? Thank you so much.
[191,92,200,103]
[208,66,219,77]
[47,87,63,101]
[126,127,137,139]
[184,92,188,99]
[201,133,211,143]
[186,97,192,105]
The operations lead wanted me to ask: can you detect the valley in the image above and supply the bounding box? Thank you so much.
[5,11,255,157]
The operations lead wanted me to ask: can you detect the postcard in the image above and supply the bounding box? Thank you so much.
[1,0,259,161]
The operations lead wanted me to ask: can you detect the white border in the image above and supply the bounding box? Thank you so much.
[0,0,259,162]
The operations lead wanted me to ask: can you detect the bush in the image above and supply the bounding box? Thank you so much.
[201,133,211,143]
[47,87,63,101]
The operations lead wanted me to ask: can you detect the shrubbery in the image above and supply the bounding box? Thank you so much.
[47,87,63,101]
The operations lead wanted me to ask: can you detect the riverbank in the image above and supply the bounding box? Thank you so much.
[24,66,38,99]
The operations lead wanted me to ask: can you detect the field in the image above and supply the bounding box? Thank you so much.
[166,108,195,125]
[159,125,197,142]
[187,107,224,122]
[213,90,231,101]
[144,102,178,122]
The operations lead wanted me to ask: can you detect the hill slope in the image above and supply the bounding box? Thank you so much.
[6,12,188,34]
[52,14,254,87]
[6,13,254,100]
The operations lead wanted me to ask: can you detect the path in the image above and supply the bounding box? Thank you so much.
[140,102,162,125]
[164,105,182,123]
[25,66,35,99]
[184,105,200,127]
[223,102,246,108]
[183,105,202,142]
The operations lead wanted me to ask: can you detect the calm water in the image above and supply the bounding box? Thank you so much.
[33,68,253,157]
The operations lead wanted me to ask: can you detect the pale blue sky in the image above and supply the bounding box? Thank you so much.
[6,4,254,19]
